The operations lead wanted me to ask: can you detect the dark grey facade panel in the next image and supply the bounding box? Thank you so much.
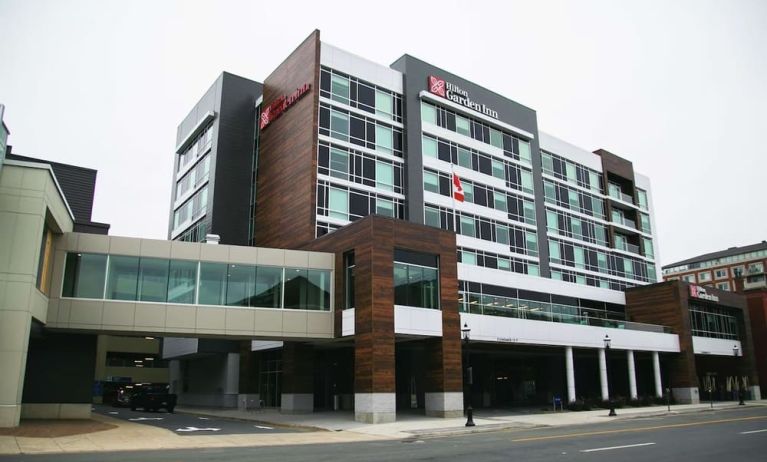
[6,153,100,224]
[176,77,222,146]
[209,72,262,245]
[22,332,97,404]
[389,55,550,276]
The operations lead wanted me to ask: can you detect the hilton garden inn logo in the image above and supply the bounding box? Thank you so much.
[427,75,499,119]
[689,284,719,303]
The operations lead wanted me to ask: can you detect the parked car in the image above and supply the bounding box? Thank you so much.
[129,384,177,413]
[112,385,134,407]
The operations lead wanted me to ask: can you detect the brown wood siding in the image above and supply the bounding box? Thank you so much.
[302,216,461,394]
[253,30,320,249]
[745,291,767,392]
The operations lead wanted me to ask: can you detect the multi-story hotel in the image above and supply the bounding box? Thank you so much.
[0,31,759,428]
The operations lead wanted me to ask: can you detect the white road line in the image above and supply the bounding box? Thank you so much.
[254,425,273,430]
[581,442,656,453]
[740,429,767,435]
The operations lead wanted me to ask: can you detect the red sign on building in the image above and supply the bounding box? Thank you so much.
[259,83,311,130]
[428,75,446,97]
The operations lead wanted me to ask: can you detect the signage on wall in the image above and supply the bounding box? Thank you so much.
[427,75,499,119]
[259,83,311,130]
[689,284,719,303]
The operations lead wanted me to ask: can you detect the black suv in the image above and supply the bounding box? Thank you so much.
[129,384,177,413]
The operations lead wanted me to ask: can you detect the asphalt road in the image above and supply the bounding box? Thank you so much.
[5,406,767,461]
[91,404,304,436]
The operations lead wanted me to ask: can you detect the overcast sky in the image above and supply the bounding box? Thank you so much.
[1,0,765,268]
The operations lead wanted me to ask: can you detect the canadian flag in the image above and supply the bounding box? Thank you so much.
[453,173,464,202]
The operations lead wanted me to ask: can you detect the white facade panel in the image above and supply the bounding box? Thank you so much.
[394,306,442,336]
[461,313,680,352]
[320,42,403,93]
[692,337,742,356]
[539,131,603,171]
[342,308,355,336]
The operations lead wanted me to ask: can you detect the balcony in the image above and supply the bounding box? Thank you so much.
[611,214,637,230]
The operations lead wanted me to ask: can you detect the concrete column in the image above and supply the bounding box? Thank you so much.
[598,348,609,401]
[652,352,663,398]
[224,353,240,395]
[565,346,576,403]
[627,350,638,400]
[0,312,32,427]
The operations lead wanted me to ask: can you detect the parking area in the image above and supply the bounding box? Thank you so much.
[92,405,308,436]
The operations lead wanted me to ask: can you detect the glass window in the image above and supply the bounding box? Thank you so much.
[137,258,169,302]
[457,147,472,168]
[375,90,393,118]
[344,252,355,309]
[462,251,477,265]
[643,238,654,259]
[640,213,651,233]
[460,216,476,237]
[167,260,196,304]
[422,136,438,158]
[523,200,536,225]
[592,198,604,218]
[330,110,349,141]
[527,263,539,276]
[589,171,601,192]
[493,192,507,212]
[253,266,283,308]
[489,128,503,148]
[574,247,585,269]
[546,210,558,233]
[549,241,560,261]
[284,268,329,310]
[491,159,505,180]
[330,74,350,104]
[226,264,255,307]
[62,253,107,298]
[498,258,511,271]
[542,153,554,173]
[565,163,576,183]
[521,170,533,193]
[597,252,608,271]
[106,256,140,301]
[526,232,538,256]
[698,271,712,282]
[568,190,580,209]
[329,148,348,179]
[376,162,394,191]
[328,188,349,220]
[463,183,474,203]
[571,217,582,239]
[456,116,470,136]
[425,207,440,228]
[637,189,648,209]
[375,125,393,153]
[423,171,439,193]
[496,225,509,245]
[393,261,439,309]
[518,140,531,164]
[421,102,437,125]
[199,262,227,305]
[394,263,408,305]
[376,198,394,217]
[543,181,556,201]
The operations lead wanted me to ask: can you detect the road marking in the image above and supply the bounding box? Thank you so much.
[129,417,164,421]
[740,429,767,434]
[108,411,119,415]
[198,417,210,420]
[512,415,767,442]
[254,425,273,430]
[581,442,656,453]
[176,426,221,432]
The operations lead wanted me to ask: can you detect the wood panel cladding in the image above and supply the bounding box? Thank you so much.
[282,342,315,394]
[303,216,461,394]
[594,148,635,183]
[626,280,760,388]
[253,30,320,249]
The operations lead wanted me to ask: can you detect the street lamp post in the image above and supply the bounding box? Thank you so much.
[604,334,616,417]
[734,345,745,406]
[462,323,475,427]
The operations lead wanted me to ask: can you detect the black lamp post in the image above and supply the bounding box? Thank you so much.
[734,345,745,406]
[462,323,475,427]
[604,334,616,416]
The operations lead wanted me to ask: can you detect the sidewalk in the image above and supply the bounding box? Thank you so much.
[1,400,764,455]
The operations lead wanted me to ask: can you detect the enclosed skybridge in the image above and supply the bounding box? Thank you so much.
[46,233,335,340]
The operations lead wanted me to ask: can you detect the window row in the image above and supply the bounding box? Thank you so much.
[423,171,536,225]
[317,142,403,194]
[319,104,403,157]
[663,250,767,274]
[178,123,214,173]
[541,151,602,194]
[543,179,606,220]
[422,134,534,194]
[550,268,633,291]
[459,280,628,320]
[175,155,211,201]
[546,208,609,247]
[62,252,331,311]
[548,238,657,282]
[458,247,539,276]
[420,101,531,165]
[175,219,209,244]
[173,186,208,231]
[689,304,739,340]
[320,67,403,123]
[424,204,538,257]
[317,181,404,223]
[637,188,649,210]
